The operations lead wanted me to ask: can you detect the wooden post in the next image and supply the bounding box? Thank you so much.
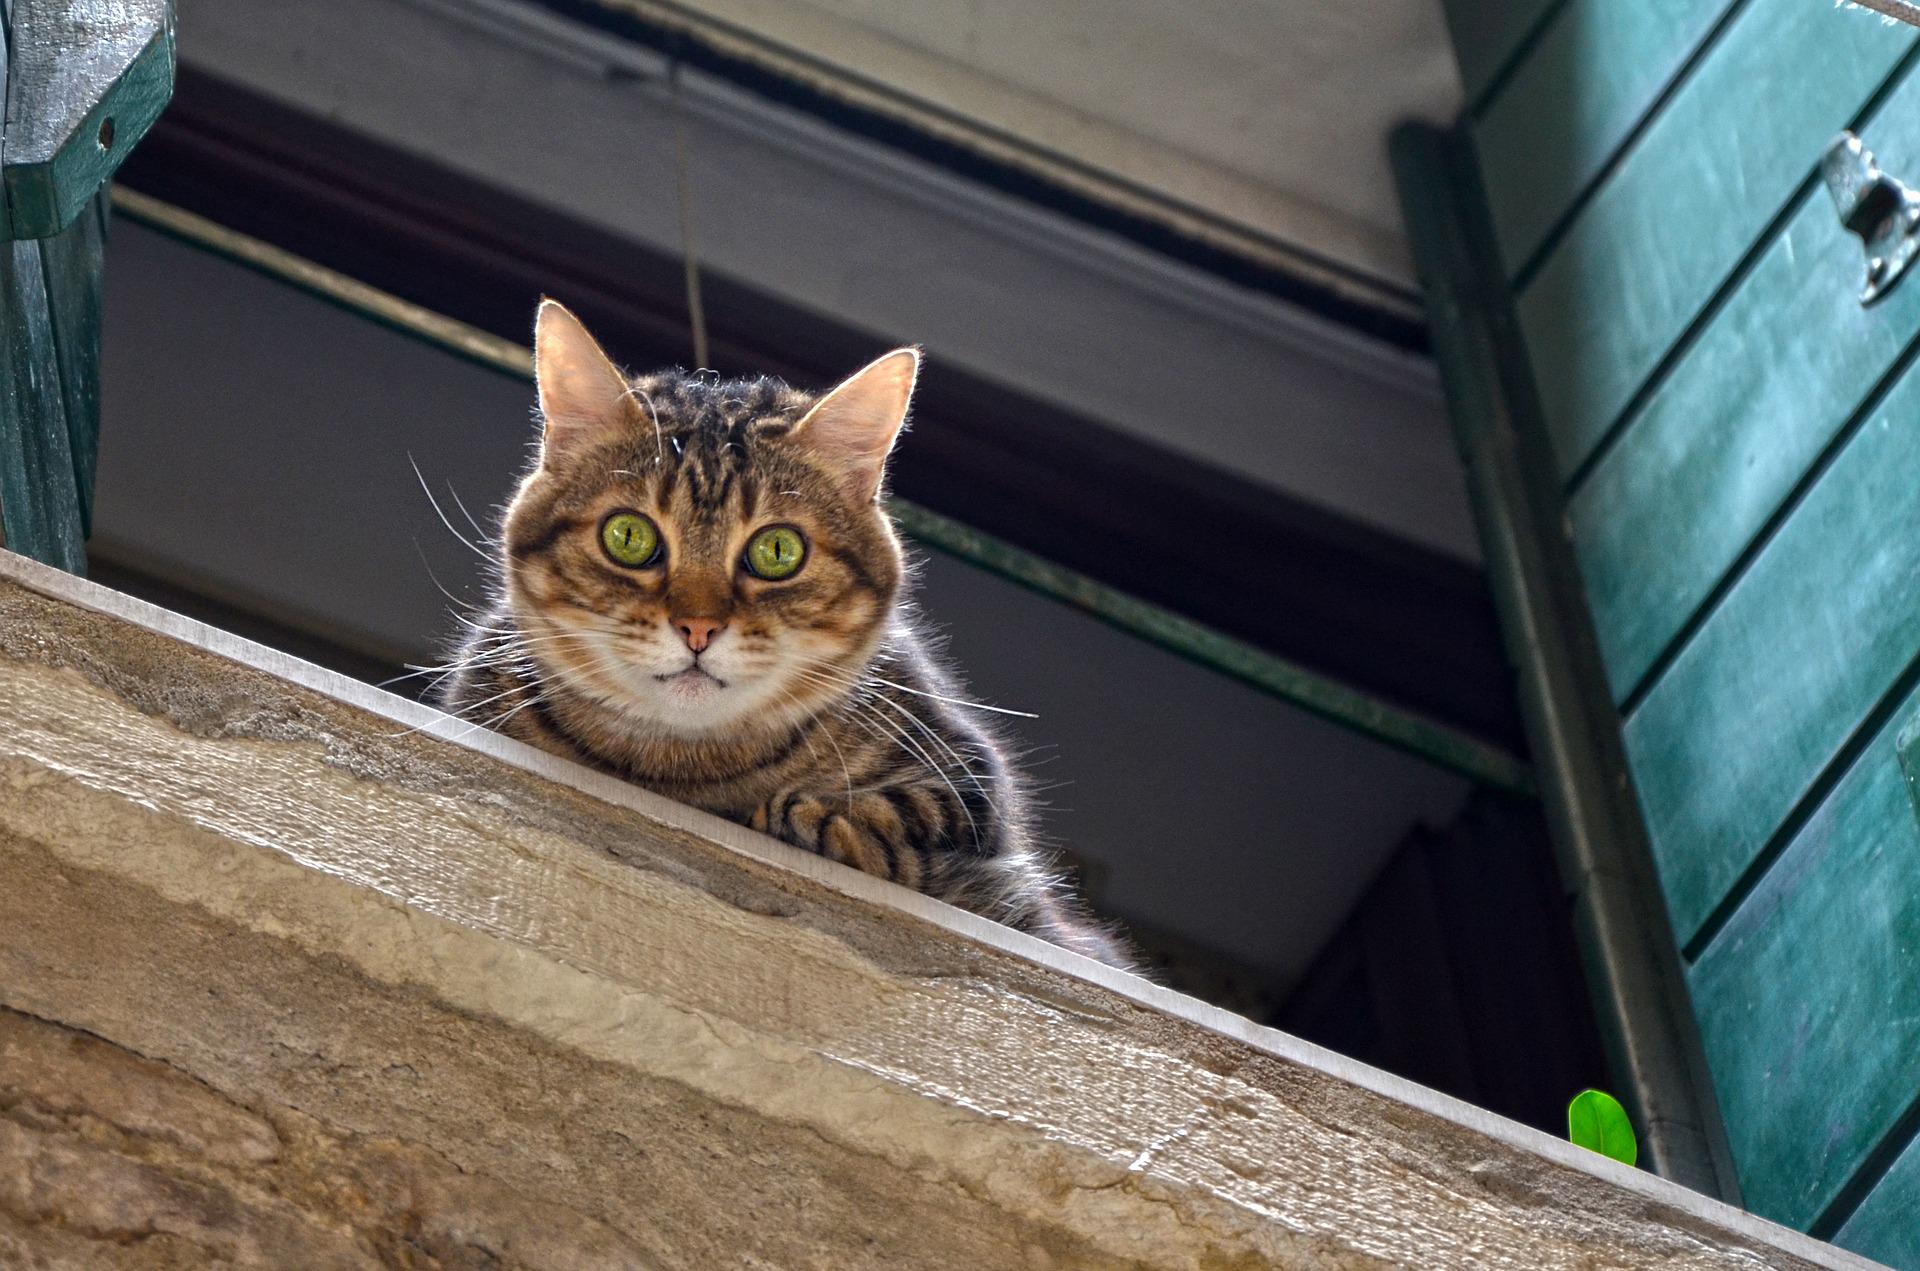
[0,0,173,570]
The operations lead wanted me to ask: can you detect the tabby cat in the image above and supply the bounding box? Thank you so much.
[435,301,1133,969]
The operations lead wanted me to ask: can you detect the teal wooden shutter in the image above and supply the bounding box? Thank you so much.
[0,0,173,572]
[1401,0,1920,1262]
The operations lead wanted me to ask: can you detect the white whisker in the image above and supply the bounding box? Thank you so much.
[446,480,491,542]
[410,455,491,562]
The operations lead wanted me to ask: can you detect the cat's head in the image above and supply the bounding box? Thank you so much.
[501,300,916,737]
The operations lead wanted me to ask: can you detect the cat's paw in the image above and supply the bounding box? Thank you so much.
[752,792,829,846]
[752,791,909,885]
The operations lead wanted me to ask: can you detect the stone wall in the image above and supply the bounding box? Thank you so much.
[0,1007,650,1267]
[0,551,1884,1269]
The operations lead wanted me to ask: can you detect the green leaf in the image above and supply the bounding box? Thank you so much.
[1567,1089,1638,1166]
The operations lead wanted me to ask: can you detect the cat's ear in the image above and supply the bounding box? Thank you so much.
[791,347,920,502]
[533,299,632,459]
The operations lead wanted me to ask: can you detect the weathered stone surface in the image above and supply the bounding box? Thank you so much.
[0,549,1887,1269]
[0,1008,649,1268]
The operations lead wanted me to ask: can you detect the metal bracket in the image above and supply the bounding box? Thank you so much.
[1821,132,1920,306]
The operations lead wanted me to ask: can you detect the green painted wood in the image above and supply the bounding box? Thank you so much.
[0,235,83,571]
[2,0,173,240]
[1395,123,1736,1196]
[37,187,105,533]
[1570,62,1920,703]
[1623,357,1920,945]
[0,0,10,245]
[1836,1130,1920,1269]
[1475,0,1733,278]
[1688,684,1920,1232]
[1516,0,1912,479]
[1444,0,1562,107]
[1427,0,1920,1236]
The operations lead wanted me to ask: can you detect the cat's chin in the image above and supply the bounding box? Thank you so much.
[615,686,742,736]
[650,665,730,716]
[653,664,729,693]
[600,669,797,739]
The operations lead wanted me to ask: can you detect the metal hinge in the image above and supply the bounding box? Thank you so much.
[1820,131,1920,305]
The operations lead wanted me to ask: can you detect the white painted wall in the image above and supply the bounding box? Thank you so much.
[649,0,1465,288]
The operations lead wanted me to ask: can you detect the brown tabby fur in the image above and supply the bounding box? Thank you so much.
[434,302,1133,969]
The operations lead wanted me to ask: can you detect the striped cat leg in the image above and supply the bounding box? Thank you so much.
[750,790,932,890]
[751,789,1139,972]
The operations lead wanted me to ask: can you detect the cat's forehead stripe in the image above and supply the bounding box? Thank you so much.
[624,374,810,518]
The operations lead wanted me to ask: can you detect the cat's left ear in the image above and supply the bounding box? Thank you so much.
[792,348,920,502]
[533,298,633,461]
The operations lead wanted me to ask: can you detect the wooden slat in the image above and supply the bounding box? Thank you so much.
[1623,357,1920,944]
[1687,684,1920,1230]
[1570,62,1920,702]
[0,236,82,571]
[1444,0,1562,106]
[1,0,173,239]
[1836,1132,1920,1268]
[1476,0,1733,276]
[1516,0,1912,478]
[37,187,105,534]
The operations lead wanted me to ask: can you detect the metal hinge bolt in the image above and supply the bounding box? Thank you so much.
[1821,131,1920,305]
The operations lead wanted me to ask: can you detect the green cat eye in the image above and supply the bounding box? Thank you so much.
[744,525,807,580]
[600,511,661,568]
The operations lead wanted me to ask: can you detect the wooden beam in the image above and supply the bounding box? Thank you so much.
[0,546,1880,1268]
[1847,1,1920,31]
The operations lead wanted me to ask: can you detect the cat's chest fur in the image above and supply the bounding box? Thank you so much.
[442,640,809,817]
[444,616,982,822]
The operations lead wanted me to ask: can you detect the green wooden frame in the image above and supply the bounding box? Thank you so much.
[1391,121,1738,1198]
[2,0,175,241]
[0,0,173,570]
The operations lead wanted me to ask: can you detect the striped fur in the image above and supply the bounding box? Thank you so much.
[432,303,1133,969]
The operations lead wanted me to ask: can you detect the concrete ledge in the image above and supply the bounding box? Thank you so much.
[0,549,1881,1268]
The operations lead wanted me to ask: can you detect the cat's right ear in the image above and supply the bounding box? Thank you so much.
[533,299,632,461]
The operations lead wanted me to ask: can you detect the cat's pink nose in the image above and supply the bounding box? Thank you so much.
[674,616,726,653]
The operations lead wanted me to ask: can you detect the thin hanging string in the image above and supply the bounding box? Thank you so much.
[669,52,711,370]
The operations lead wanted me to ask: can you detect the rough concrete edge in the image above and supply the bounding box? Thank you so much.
[0,547,1882,1271]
